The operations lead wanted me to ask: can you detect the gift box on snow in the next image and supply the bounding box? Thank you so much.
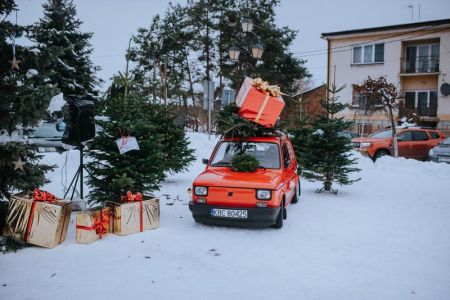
[109,192,159,236]
[235,77,285,128]
[4,189,72,248]
[76,207,111,244]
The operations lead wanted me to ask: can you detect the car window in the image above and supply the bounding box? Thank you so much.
[412,131,429,141]
[282,144,290,167]
[397,131,412,142]
[430,132,440,139]
[29,123,64,138]
[210,141,280,169]
[370,130,392,138]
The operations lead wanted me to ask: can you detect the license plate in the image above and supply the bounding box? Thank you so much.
[438,157,450,162]
[210,208,248,219]
[38,147,56,152]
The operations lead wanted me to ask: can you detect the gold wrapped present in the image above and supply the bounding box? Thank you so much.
[76,207,111,244]
[4,189,72,248]
[110,192,159,236]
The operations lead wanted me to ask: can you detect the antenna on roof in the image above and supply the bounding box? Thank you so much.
[418,3,421,21]
[408,4,414,22]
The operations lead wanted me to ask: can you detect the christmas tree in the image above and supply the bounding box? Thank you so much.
[31,0,100,97]
[296,85,360,193]
[86,81,195,205]
[0,0,56,201]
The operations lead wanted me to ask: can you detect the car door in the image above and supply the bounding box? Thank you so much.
[281,142,295,203]
[411,130,431,160]
[396,131,413,158]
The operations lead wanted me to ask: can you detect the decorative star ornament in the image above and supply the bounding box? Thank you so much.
[9,56,21,70]
[12,157,26,171]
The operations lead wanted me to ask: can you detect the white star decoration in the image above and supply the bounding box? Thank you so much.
[12,157,26,171]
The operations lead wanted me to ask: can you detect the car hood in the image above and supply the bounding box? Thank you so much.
[194,167,283,190]
[352,137,390,143]
[432,144,450,155]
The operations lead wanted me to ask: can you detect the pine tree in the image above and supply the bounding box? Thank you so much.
[296,85,360,194]
[86,78,195,205]
[0,1,56,200]
[31,0,100,97]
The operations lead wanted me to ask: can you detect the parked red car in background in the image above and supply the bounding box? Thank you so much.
[352,127,446,161]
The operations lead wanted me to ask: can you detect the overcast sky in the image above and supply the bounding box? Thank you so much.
[13,0,450,90]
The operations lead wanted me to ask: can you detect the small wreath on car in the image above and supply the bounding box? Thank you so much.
[231,154,259,172]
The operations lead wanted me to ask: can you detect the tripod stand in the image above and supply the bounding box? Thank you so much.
[64,144,91,201]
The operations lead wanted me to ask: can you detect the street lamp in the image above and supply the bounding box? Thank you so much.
[228,46,241,61]
[251,43,264,60]
[241,17,253,33]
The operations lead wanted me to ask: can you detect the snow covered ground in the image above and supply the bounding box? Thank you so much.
[1,132,450,300]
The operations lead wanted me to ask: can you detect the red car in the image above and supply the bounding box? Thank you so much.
[352,127,446,160]
[189,133,300,228]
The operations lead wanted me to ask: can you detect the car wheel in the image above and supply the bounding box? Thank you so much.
[373,150,390,161]
[291,180,300,204]
[273,200,284,229]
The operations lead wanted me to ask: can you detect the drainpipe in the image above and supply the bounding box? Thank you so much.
[326,37,331,99]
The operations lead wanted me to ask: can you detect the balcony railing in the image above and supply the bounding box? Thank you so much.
[399,105,438,118]
[401,56,440,74]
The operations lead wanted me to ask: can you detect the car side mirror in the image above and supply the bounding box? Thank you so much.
[284,160,291,168]
[202,158,209,165]
[396,136,403,142]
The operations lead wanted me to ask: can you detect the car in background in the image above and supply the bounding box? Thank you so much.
[338,131,358,140]
[352,127,446,161]
[428,137,450,163]
[27,122,66,152]
[189,133,299,229]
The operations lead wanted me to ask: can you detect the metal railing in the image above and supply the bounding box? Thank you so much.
[399,106,438,118]
[401,56,439,74]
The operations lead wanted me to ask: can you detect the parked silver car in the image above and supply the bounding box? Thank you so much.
[428,137,450,163]
[27,122,66,152]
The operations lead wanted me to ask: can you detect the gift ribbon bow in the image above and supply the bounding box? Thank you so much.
[251,78,281,97]
[77,210,110,239]
[25,189,58,242]
[33,188,56,202]
[121,191,144,232]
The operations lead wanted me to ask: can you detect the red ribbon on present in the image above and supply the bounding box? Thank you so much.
[24,189,57,241]
[76,209,110,239]
[121,191,144,232]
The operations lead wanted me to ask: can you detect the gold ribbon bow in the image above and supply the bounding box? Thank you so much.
[251,78,281,97]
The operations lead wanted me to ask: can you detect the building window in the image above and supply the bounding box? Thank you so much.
[404,44,439,73]
[353,43,384,64]
[352,86,383,108]
[403,90,438,117]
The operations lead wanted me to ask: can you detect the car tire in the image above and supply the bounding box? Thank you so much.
[291,180,300,204]
[373,150,390,161]
[273,201,284,229]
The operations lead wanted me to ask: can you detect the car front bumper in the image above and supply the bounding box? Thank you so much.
[189,202,280,228]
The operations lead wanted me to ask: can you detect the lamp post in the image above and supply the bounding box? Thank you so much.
[227,17,264,77]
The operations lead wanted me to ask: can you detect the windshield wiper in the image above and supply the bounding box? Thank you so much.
[211,162,231,167]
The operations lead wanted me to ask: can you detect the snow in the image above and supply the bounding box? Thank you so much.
[1,132,450,299]
[25,69,38,79]
[57,58,76,72]
[47,93,66,113]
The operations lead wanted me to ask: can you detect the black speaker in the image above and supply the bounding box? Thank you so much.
[62,96,95,146]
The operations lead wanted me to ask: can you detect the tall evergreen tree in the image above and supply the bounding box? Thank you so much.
[32,0,100,97]
[294,85,360,194]
[0,0,56,200]
[87,76,195,205]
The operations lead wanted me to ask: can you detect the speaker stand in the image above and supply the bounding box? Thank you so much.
[64,144,92,203]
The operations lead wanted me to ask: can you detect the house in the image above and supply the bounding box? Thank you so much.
[321,19,450,134]
[282,84,326,128]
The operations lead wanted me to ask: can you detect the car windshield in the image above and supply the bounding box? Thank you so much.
[210,141,280,169]
[29,123,64,138]
[370,130,392,138]
[441,137,450,145]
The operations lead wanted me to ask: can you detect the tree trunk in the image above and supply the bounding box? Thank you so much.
[387,102,398,158]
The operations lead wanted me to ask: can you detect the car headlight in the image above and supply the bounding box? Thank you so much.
[360,142,371,148]
[194,186,208,196]
[256,189,271,200]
